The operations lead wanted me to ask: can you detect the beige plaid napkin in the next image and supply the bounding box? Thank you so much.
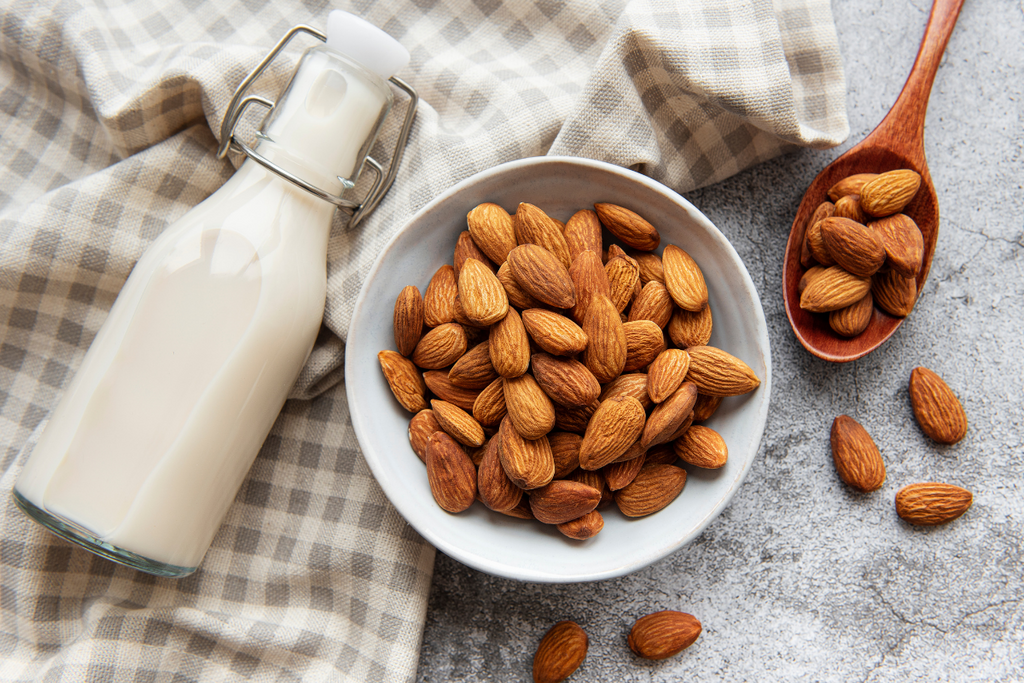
[0,0,846,680]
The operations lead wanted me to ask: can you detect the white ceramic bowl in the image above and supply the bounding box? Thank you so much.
[346,157,771,583]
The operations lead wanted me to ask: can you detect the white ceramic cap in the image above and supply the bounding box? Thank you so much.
[326,10,409,79]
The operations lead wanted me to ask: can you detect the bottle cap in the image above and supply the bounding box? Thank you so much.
[326,10,410,79]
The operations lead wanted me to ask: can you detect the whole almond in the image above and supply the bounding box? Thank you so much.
[489,307,531,378]
[647,348,691,403]
[425,431,477,513]
[628,611,701,660]
[477,433,523,513]
[798,266,825,297]
[830,415,885,491]
[408,409,441,462]
[553,402,598,434]
[599,373,652,410]
[603,450,646,491]
[801,201,835,267]
[557,510,604,540]
[424,370,481,411]
[467,202,517,265]
[594,202,661,251]
[498,416,554,490]
[504,373,556,440]
[685,345,761,397]
[871,213,924,278]
[507,244,577,309]
[564,209,603,262]
[458,258,509,326]
[667,305,713,348]
[895,482,972,525]
[832,194,867,224]
[800,266,871,313]
[393,285,424,357]
[642,382,698,449]
[662,244,708,312]
[549,431,583,479]
[531,353,601,408]
[411,322,468,369]
[860,169,922,217]
[909,367,968,444]
[615,464,687,517]
[582,295,627,383]
[566,469,612,510]
[522,309,588,356]
[530,480,602,525]
[378,350,429,413]
[514,203,572,268]
[472,377,507,427]
[605,255,641,313]
[691,393,722,422]
[628,249,665,285]
[497,261,545,310]
[423,264,458,327]
[828,173,879,202]
[449,341,499,389]
[579,396,646,470]
[622,320,666,373]
[819,216,886,277]
[871,269,917,317]
[533,621,588,683]
[829,292,874,337]
[453,230,496,278]
[431,399,486,448]
[805,219,837,267]
[568,249,612,324]
[628,281,674,328]
[674,423,727,468]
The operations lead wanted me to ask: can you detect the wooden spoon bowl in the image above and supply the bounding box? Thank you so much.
[783,0,964,363]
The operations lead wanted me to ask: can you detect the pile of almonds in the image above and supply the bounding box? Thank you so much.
[378,201,761,539]
[798,169,925,336]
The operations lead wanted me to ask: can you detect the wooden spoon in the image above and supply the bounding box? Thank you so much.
[782,0,965,363]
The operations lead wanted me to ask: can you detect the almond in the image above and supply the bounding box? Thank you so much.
[521,308,588,356]
[691,393,722,422]
[581,295,627,383]
[666,305,713,348]
[533,621,588,683]
[827,173,879,202]
[629,249,665,285]
[594,202,661,251]
[646,348,691,403]
[871,269,917,317]
[643,443,677,466]
[871,213,924,278]
[627,281,673,328]
[605,255,641,313]
[467,202,517,265]
[628,611,701,660]
[685,345,760,397]
[622,320,666,373]
[448,341,499,389]
[557,511,604,540]
[531,353,601,408]
[530,480,602,525]
[662,244,708,312]
[799,266,871,313]
[819,217,886,277]
[425,431,477,513]
[514,202,572,268]
[431,399,486,448]
[611,437,646,464]
[472,377,507,427]
[507,244,576,309]
[615,463,687,517]
[668,411,695,442]
[549,431,583,479]
[674,423,727,469]
[423,264,458,327]
[603,450,646,491]
[909,367,968,444]
[642,382,698,449]
[805,218,837,267]
[458,258,509,326]
[566,469,612,510]
[477,433,523,513]
[423,370,480,411]
[832,194,867,224]
[489,306,531,378]
[798,266,825,297]
[501,497,534,520]
[564,209,603,262]
[568,249,611,324]
[411,322,468,369]
[578,396,646,470]
[553,401,598,434]
[453,230,496,277]
[504,373,556,440]
[599,373,652,410]
[830,415,885,491]
[895,482,972,525]
[498,416,554,490]
[408,409,441,462]
[378,350,429,413]
[497,261,544,310]
[829,292,874,337]
[393,285,424,357]
[860,169,922,217]
[801,201,835,267]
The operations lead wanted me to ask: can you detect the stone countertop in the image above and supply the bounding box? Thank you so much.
[416,0,1024,680]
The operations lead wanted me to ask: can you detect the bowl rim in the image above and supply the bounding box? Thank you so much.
[346,155,772,582]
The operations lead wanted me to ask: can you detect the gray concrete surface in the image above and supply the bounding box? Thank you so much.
[416,0,1024,680]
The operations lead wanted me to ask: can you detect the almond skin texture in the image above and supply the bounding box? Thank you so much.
[800,266,871,313]
[582,295,627,383]
[489,307,531,378]
[408,409,441,462]
[530,480,602,525]
[521,309,588,356]
[628,281,674,328]
[871,269,917,317]
[531,353,601,408]
[514,202,572,268]
[599,373,653,410]
[507,244,577,309]
[553,402,598,434]
[557,510,604,540]
[472,377,507,427]
[448,341,499,389]
[393,285,424,357]
[467,202,517,265]
[548,431,583,479]
[622,320,666,373]
[805,218,837,266]
[685,345,760,397]
[909,367,968,444]
[643,382,698,449]
[497,261,544,310]
[477,434,523,513]
[629,249,665,285]
[628,611,702,660]
[860,169,922,217]
[378,350,429,413]
[503,374,556,440]
[564,209,603,261]
[425,432,477,513]
[673,424,728,469]
[832,194,868,224]
[828,173,879,202]
[594,202,661,251]
[798,266,825,297]
[533,621,588,683]
[605,255,641,313]
[615,464,687,517]
[423,264,458,327]
[647,348,691,403]
[423,370,480,411]
[458,257,509,326]
[430,399,486,448]
[691,393,722,422]
[498,416,554,490]
[411,322,468,369]
[453,230,496,277]
[895,483,972,525]
[801,201,835,267]
[667,305,713,348]
[829,292,874,337]
[871,213,924,278]
[603,450,647,490]
[830,415,885,491]
[819,216,886,277]
[662,244,708,312]
[578,396,646,470]
[568,249,612,324]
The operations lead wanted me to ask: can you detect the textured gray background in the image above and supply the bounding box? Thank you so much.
[416,0,1024,680]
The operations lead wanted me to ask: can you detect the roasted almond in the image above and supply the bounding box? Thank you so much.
[568,249,612,324]
[553,401,598,434]
[564,209,603,262]
[830,415,885,491]
[832,194,867,224]
[622,319,666,373]
[628,611,702,660]
[800,266,871,313]
[805,218,837,267]
[566,468,612,510]
[453,230,496,278]
[871,213,924,278]
[521,308,588,356]
[909,367,968,444]
[895,482,972,525]
[408,409,441,462]
[829,292,874,337]
[599,373,652,410]
[582,294,627,383]
[489,306,531,378]
[423,370,481,411]
[556,510,604,540]
[662,244,708,312]
[497,261,544,310]
[605,255,641,313]
[425,431,477,513]
[871,269,917,317]
[629,249,665,285]
[690,393,722,422]
[642,382,698,449]
[507,244,576,309]
[801,201,835,267]
[498,416,554,490]
[819,216,886,277]
[674,423,727,468]
[666,304,713,348]
[603,449,646,491]
[549,431,583,479]
[472,377,507,427]
[531,353,601,408]
[860,169,922,217]
[458,258,508,326]
[627,281,674,328]
[578,396,646,470]
[378,350,429,413]
[423,264,458,327]
[467,202,517,265]
[685,345,760,397]
[646,348,691,403]
[530,480,602,525]
[798,266,825,297]
[615,463,687,517]
[533,621,588,683]
[411,322,468,369]
[594,202,661,251]
[503,373,556,440]
[477,433,523,513]
[827,173,879,202]
[514,202,572,268]
[393,285,424,357]
[448,341,499,389]
[431,399,486,448]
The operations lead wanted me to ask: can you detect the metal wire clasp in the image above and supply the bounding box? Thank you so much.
[216,24,418,228]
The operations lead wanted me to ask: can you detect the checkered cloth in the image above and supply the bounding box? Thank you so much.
[0,0,846,680]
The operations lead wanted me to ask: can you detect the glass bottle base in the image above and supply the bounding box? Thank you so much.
[12,489,197,578]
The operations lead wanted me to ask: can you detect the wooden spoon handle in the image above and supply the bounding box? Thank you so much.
[864,0,966,158]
